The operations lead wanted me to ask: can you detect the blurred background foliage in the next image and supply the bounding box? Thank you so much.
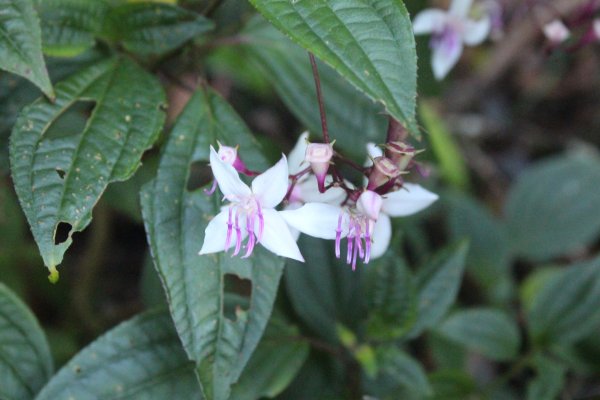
[1,0,600,399]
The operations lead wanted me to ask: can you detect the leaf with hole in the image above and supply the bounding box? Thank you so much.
[248,0,418,136]
[0,283,53,400]
[0,0,53,97]
[141,88,282,400]
[10,57,166,280]
[36,309,201,399]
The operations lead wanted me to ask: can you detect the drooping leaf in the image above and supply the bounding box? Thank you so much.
[285,235,365,343]
[0,0,53,97]
[527,254,600,345]
[10,57,166,279]
[229,315,309,400]
[0,283,53,400]
[248,0,418,136]
[241,17,387,160]
[36,309,202,399]
[103,3,214,56]
[364,252,416,340]
[141,88,282,400]
[408,242,468,338]
[505,154,600,261]
[525,355,566,400]
[436,308,520,361]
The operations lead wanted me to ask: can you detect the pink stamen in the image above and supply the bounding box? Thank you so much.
[204,179,218,195]
[365,230,372,264]
[233,211,242,256]
[347,221,355,264]
[356,234,364,259]
[243,214,255,258]
[335,213,343,258]
[352,235,359,271]
[225,207,233,250]
[257,201,264,241]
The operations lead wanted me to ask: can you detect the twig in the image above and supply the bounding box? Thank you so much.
[308,53,331,144]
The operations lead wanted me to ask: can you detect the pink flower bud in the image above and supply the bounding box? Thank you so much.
[373,157,401,179]
[386,141,417,171]
[305,143,333,192]
[217,143,248,174]
[543,20,570,44]
[356,190,382,221]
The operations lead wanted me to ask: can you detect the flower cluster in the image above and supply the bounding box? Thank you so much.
[199,133,438,269]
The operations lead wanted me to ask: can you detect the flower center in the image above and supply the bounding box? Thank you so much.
[335,209,375,270]
[225,195,264,258]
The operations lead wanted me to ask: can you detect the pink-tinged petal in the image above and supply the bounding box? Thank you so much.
[209,146,251,199]
[370,214,392,259]
[287,131,309,174]
[357,190,383,221]
[543,20,570,44]
[463,17,491,45]
[258,209,304,261]
[381,183,439,217]
[252,155,289,208]
[280,203,345,240]
[449,0,473,17]
[431,30,463,80]
[413,9,447,35]
[199,210,247,255]
[295,175,346,205]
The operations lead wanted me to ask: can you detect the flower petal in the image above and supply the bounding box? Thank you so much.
[288,131,309,175]
[252,155,289,208]
[463,17,491,45]
[382,183,439,217]
[413,9,447,35]
[431,30,463,80]
[280,203,344,240]
[450,0,473,17]
[258,209,304,261]
[370,213,392,259]
[209,146,251,199]
[199,209,247,255]
[295,175,346,205]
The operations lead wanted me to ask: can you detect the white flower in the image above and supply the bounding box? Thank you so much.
[594,19,600,41]
[543,20,570,44]
[199,146,304,262]
[413,0,491,79]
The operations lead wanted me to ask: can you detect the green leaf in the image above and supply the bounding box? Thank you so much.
[525,355,566,400]
[0,0,53,97]
[38,0,110,58]
[445,192,512,303]
[141,88,281,400]
[0,282,53,400]
[371,345,432,399]
[285,235,365,343]
[408,242,468,338]
[248,0,418,135]
[427,370,475,400]
[436,308,520,361]
[36,309,202,399]
[103,3,214,56]
[229,315,309,400]
[241,17,386,160]
[419,101,469,190]
[364,252,416,340]
[527,254,600,345]
[505,154,600,261]
[10,57,166,279]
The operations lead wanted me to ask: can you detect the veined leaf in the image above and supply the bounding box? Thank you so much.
[36,310,202,399]
[0,283,53,400]
[526,355,566,400]
[10,57,166,280]
[408,242,468,338]
[230,315,309,400]
[141,88,281,400]
[248,0,418,136]
[242,17,387,160]
[0,0,53,97]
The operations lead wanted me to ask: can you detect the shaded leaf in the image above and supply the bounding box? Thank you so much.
[36,309,202,399]
[525,355,566,400]
[0,0,53,97]
[0,282,53,400]
[10,57,165,279]
[506,154,600,261]
[436,308,520,361]
[248,0,418,135]
[427,370,475,400]
[141,88,281,400]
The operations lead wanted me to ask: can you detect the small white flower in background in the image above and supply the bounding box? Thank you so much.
[593,18,600,40]
[199,146,304,262]
[543,19,570,44]
[413,0,491,80]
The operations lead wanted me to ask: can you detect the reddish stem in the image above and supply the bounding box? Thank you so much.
[309,53,331,144]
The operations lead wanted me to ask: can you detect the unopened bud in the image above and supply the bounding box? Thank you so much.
[218,143,248,174]
[357,190,383,221]
[543,20,570,44]
[386,141,418,171]
[305,143,333,192]
[373,157,401,179]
